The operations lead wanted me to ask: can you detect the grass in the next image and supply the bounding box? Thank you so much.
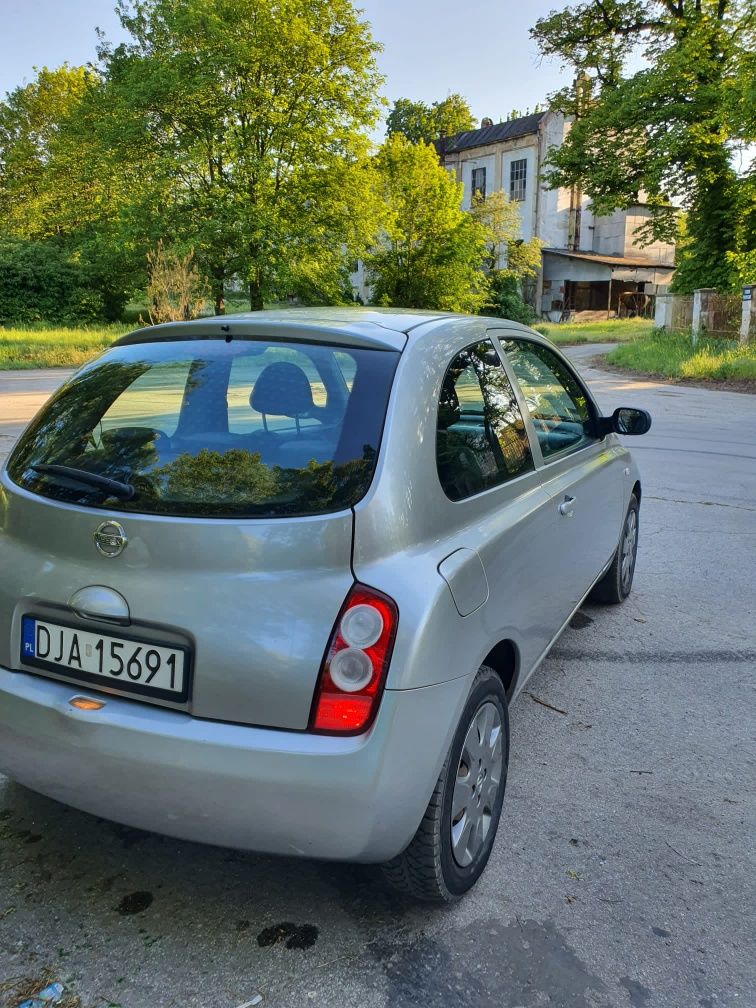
[0,323,130,370]
[537,317,654,345]
[607,328,756,383]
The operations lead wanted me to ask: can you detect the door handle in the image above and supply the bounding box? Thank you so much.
[558,495,576,517]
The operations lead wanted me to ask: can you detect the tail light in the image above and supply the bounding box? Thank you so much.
[309,583,399,735]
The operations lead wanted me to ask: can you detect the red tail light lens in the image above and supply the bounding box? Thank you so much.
[310,584,399,735]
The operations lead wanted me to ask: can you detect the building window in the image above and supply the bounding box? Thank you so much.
[510,158,527,201]
[471,166,486,202]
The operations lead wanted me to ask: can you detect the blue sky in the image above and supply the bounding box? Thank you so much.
[0,0,573,130]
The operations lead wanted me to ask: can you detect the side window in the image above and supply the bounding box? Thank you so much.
[436,340,534,501]
[502,340,594,460]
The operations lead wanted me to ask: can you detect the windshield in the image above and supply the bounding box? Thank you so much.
[7,338,399,518]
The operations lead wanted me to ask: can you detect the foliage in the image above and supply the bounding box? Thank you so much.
[608,327,756,381]
[468,191,542,323]
[481,273,537,325]
[469,190,543,275]
[146,242,209,323]
[0,65,140,319]
[531,1,756,292]
[95,0,384,313]
[365,135,489,312]
[0,236,107,326]
[386,94,475,143]
[0,1,384,319]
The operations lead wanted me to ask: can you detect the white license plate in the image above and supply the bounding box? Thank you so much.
[20,615,190,701]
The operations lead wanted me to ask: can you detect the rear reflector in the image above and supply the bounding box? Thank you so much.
[310,583,398,735]
[311,693,374,733]
[69,696,106,711]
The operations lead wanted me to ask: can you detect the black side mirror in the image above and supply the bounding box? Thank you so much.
[598,407,652,436]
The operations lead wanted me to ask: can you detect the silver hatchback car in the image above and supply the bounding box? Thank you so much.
[0,309,650,901]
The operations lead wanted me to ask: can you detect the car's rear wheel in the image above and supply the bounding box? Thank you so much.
[591,493,640,604]
[382,666,509,902]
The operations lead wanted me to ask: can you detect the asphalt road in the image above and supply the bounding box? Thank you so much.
[1,347,754,1008]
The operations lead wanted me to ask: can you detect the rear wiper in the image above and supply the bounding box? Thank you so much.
[29,464,135,501]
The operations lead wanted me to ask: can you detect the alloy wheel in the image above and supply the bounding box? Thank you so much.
[621,508,638,592]
[451,701,503,868]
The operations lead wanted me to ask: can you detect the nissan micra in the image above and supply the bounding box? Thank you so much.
[0,309,650,901]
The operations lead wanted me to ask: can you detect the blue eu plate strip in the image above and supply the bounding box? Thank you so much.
[21,616,36,658]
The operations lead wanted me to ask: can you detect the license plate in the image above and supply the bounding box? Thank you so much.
[20,615,190,702]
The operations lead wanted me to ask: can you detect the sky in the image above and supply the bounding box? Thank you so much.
[0,0,574,130]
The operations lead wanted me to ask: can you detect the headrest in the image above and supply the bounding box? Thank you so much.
[437,381,460,430]
[250,362,314,417]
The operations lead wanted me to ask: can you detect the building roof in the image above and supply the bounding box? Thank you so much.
[543,248,675,270]
[439,112,547,156]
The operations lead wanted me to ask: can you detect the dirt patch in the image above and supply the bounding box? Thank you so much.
[589,355,756,394]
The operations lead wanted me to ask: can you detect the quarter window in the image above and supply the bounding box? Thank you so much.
[510,158,527,201]
[436,340,533,501]
[502,340,594,459]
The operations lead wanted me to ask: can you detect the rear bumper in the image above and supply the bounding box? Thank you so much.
[0,666,472,862]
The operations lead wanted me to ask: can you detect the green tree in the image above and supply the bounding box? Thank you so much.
[0,65,137,319]
[386,93,476,143]
[531,0,756,292]
[365,134,488,311]
[96,0,383,313]
[469,190,542,276]
[470,190,543,322]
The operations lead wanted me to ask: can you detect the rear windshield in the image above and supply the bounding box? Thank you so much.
[7,338,399,518]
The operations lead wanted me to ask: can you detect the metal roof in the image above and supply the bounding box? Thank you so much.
[542,248,675,270]
[440,113,547,155]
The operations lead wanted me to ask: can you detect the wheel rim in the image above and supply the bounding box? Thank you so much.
[620,508,638,592]
[451,701,503,868]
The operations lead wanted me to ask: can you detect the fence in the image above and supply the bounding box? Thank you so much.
[705,293,742,337]
[656,288,755,344]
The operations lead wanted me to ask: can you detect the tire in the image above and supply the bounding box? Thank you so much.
[591,493,640,604]
[382,665,509,903]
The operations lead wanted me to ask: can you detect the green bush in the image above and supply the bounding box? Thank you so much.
[0,237,105,325]
[481,273,537,325]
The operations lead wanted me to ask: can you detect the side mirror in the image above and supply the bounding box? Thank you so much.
[598,407,652,436]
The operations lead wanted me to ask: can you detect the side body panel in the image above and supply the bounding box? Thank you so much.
[353,318,631,696]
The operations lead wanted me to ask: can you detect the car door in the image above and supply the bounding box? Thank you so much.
[431,338,574,679]
[493,333,624,618]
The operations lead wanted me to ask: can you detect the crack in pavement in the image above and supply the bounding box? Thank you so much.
[551,648,756,664]
[645,495,756,513]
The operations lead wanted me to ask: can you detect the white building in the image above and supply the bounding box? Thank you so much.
[351,110,676,318]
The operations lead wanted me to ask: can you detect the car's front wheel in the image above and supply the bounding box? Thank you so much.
[591,493,640,604]
[382,666,509,902]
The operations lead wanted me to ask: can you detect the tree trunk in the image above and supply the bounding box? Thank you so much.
[212,266,225,315]
[249,277,264,311]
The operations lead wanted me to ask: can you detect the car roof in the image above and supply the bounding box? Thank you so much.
[113,307,547,355]
[114,308,456,353]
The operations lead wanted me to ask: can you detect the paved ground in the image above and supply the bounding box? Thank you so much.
[1,348,754,1008]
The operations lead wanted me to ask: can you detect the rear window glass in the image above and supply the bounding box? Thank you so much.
[7,338,399,518]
